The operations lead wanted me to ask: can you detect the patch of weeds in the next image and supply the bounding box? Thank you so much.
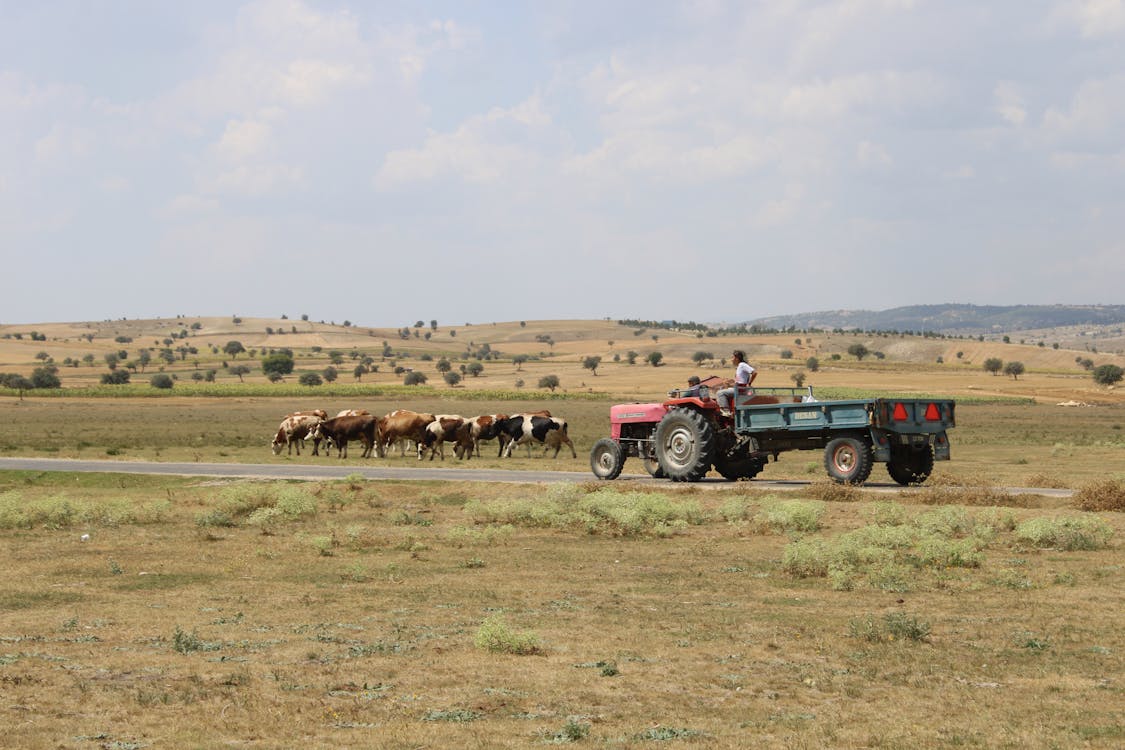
[1073,479,1125,512]
[107,559,124,575]
[445,524,513,547]
[633,726,706,741]
[474,614,542,655]
[1015,516,1113,551]
[864,500,908,526]
[805,481,862,503]
[391,510,432,526]
[1015,632,1050,652]
[195,510,235,528]
[0,590,84,609]
[458,558,486,569]
[992,569,1034,589]
[1052,571,1076,586]
[422,708,481,722]
[541,719,591,743]
[574,660,618,676]
[754,498,825,533]
[717,496,754,522]
[848,613,931,643]
[310,534,337,557]
[171,626,220,654]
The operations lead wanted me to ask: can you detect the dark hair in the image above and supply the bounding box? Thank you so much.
[687,375,700,385]
[732,350,746,361]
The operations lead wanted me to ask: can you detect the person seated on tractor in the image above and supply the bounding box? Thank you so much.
[684,375,702,397]
[716,349,757,416]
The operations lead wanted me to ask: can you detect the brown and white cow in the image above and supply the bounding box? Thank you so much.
[271,414,326,456]
[308,414,379,459]
[496,413,577,459]
[335,409,371,417]
[379,410,436,459]
[421,414,474,461]
[290,409,328,420]
[457,414,508,458]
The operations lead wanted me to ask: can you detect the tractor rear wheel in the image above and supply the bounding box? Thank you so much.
[590,438,625,480]
[824,436,874,485]
[655,409,716,482]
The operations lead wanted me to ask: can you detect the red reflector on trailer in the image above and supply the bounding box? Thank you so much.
[925,403,941,421]
[893,402,909,421]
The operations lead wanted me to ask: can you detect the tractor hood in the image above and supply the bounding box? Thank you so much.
[610,403,667,424]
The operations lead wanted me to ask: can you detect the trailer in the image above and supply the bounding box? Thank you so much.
[590,385,955,485]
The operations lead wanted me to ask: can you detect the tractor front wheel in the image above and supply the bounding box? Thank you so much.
[655,409,716,482]
[590,438,625,480]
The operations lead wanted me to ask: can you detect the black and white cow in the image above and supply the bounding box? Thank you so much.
[496,413,577,459]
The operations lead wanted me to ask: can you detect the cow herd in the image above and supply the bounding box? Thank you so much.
[270,408,577,461]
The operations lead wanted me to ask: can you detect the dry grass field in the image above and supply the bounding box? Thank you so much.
[1,317,1123,747]
[0,473,1122,748]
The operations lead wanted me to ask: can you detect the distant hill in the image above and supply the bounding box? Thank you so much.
[746,304,1125,334]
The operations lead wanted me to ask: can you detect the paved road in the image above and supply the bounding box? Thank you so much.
[0,457,1075,497]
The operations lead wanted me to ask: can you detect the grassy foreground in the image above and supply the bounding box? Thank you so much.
[0,472,1122,748]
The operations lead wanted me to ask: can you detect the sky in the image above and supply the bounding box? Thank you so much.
[1,0,1123,327]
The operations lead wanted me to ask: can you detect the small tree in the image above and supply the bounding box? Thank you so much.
[404,371,427,386]
[512,354,528,371]
[137,349,151,372]
[983,358,1003,376]
[466,361,484,378]
[791,371,806,388]
[353,364,366,381]
[692,351,712,367]
[299,372,323,387]
[322,366,338,383]
[150,373,174,389]
[224,341,246,359]
[443,371,462,387]
[261,352,295,378]
[104,352,119,370]
[0,373,34,399]
[779,349,794,359]
[436,358,452,374]
[30,367,61,389]
[1092,364,1124,386]
[1003,361,1025,380]
[626,350,638,365]
[582,355,602,376]
[647,351,663,367]
[847,343,869,361]
[230,364,251,382]
[101,370,131,385]
[805,356,819,372]
[538,374,560,392]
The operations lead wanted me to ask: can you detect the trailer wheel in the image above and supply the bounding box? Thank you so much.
[824,437,874,485]
[886,445,934,485]
[655,409,715,482]
[590,438,625,480]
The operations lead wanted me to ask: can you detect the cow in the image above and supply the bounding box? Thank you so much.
[421,414,473,461]
[496,413,577,459]
[308,414,379,459]
[271,414,326,456]
[379,410,436,459]
[457,414,508,458]
[290,409,328,420]
[335,409,370,417]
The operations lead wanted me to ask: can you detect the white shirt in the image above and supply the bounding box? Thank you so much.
[735,361,755,385]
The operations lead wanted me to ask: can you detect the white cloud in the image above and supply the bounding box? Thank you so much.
[1049,0,1125,38]
[374,98,550,188]
[856,139,893,168]
[216,118,272,159]
[33,124,93,164]
[994,81,1027,126]
[208,164,304,196]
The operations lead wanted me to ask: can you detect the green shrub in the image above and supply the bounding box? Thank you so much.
[575,490,703,537]
[1014,516,1113,551]
[754,499,825,533]
[474,614,541,655]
